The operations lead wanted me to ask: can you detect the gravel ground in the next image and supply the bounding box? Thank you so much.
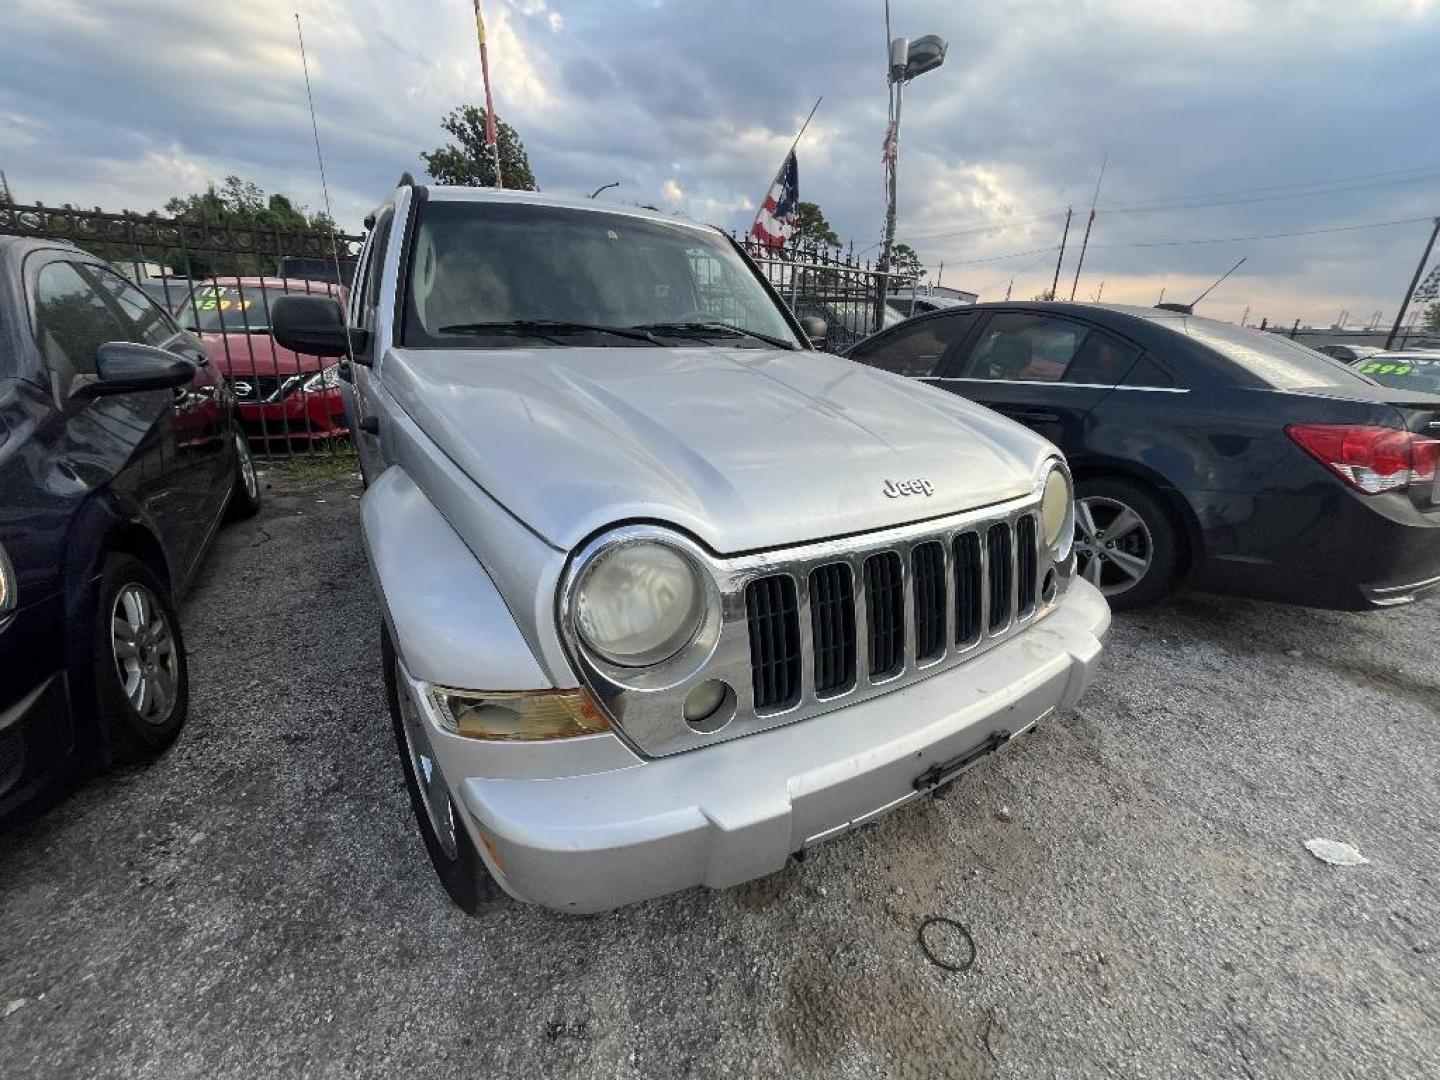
[2,464,1437,1079]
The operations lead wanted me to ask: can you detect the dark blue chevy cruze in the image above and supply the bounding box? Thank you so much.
[0,234,260,824]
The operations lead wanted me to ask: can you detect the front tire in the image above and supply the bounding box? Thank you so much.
[1073,478,1180,611]
[382,625,508,916]
[91,554,189,766]
[225,429,261,520]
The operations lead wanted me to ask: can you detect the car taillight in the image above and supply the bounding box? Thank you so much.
[1286,424,1440,494]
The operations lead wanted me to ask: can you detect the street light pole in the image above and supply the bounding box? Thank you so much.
[1385,216,1440,350]
[876,28,946,325]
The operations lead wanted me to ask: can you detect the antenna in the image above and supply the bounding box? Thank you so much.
[294,13,353,350]
[1192,255,1247,307]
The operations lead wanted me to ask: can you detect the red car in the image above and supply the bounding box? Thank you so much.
[174,277,350,446]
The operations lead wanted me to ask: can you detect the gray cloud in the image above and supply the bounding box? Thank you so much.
[1,0,1437,323]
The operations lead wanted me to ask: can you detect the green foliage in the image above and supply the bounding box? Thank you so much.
[164,175,333,233]
[157,175,337,277]
[421,106,537,190]
[795,201,839,249]
[890,243,926,281]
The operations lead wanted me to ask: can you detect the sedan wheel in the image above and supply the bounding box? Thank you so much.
[1074,495,1155,598]
[111,582,181,725]
[1070,478,1181,611]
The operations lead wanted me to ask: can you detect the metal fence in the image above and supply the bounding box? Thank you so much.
[739,236,913,352]
[2,201,365,459]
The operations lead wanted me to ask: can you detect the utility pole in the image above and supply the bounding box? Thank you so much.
[1069,152,1107,301]
[1239,305,1249,328]
[1050,206,1072,299]
[936,260,943,288]
[1385,216,1440,350]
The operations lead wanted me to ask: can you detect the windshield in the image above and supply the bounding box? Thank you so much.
[1156,316,1373,389]
[402,200,800,349]
[1355,357,1440,393]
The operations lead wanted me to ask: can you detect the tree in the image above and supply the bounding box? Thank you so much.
[794,201,839,249]
[421,106,536,190]
[1423,301,1440,332]
[890,243,926,282]
[164,175,334,233]
[1033,287,1056,301]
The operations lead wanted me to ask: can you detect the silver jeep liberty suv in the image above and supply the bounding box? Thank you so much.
[270,183,1110,915]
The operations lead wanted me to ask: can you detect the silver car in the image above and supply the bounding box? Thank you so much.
[270,184,1111,915]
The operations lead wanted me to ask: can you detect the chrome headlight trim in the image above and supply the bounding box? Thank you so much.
[561,528,723,687]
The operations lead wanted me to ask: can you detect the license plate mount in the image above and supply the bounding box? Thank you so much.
[913,729,1013,794]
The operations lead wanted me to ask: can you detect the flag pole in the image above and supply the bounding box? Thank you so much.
[472,0,503,188]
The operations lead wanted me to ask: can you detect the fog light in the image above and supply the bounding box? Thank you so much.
[683,679,733,733]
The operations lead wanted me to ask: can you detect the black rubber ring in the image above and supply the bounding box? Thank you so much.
[917,916,977,973]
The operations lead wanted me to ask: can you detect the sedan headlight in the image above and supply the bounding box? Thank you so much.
[300,363,343,393]
[575,541,706,666]
[1041,461,1074,557]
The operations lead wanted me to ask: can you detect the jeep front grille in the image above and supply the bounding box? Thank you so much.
[745,575,801,711]
[808,563,856,697]
[563,489,1071,758]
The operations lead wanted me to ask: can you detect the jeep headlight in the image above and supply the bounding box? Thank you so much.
[1041,461,1074,558]
[574,541,706,666]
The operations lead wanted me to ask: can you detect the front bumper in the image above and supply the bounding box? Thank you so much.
[421,578,1109,914]
[239,390,348,444]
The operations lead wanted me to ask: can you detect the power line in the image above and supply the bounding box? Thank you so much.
[1090,215,1434,250]
[1097,162,1440,210]
[1097,171,1440,215]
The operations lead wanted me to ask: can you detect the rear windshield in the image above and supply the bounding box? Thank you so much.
[1156,316,1374,389]
[176,283,334,333]
[1355,357,1440,393]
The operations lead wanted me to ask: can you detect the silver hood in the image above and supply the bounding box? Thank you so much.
[383,345,1051,555]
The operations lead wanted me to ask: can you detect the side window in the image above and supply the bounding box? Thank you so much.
[358,207,394,333]
[88,267,182,348]
[1064,328,1141,385]
[963,313,1090,383]
[851,313,975,378]
[1120,352,1178,389]
[32,261,130,376]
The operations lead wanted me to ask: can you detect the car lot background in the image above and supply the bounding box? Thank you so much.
[1,466,1436,1080]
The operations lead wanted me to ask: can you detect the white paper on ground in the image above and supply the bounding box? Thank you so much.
[1304,838,1370,866]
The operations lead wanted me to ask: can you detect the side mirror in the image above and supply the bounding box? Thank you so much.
[270,294,356,359]
[73,342,196,399]
[800,316,828,351]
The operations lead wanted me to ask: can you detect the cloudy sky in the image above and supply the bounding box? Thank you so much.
[2,0,1438,326]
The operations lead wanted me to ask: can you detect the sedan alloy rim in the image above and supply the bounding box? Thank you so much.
[397,678,459,859]
[237,433,259,501]
[111,583,180,725]
[1073,496,1153,597]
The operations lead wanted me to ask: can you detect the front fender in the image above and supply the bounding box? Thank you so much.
[362,466,551,691]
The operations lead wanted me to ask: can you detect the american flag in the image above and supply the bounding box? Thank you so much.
[750,150,799,248]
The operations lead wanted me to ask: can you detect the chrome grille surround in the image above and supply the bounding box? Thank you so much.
[559,464,1075,759]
